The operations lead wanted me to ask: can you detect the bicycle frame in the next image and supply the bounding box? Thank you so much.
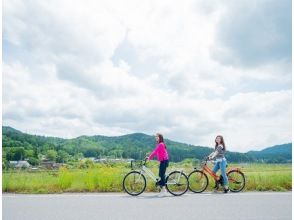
[124,159,189,196]
[141,165,184,185]
[202,163,219,180]
[198,159,242,182]
[134,160,184,185]
[140,165,158,182]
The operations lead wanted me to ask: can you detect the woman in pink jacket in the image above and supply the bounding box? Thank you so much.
[147,133,169,196]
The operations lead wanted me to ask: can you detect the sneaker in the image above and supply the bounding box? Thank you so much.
[157,188,167,197]
[223,188,229,193]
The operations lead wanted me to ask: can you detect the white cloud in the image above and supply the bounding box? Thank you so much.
[212,0,291,67]
[2,0,292,152]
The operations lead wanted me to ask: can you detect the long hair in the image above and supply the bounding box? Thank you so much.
[215,135,226,151]
[156,133,166,149]
[156,133,164,143]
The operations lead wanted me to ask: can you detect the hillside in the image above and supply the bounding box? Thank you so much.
[2,126,292,163]
[247,143,292,163]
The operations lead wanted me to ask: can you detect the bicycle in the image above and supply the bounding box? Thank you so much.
[188,157,246,193]
[123,158,189,196]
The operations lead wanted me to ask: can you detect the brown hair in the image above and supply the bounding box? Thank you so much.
[215,135,226,151]
[156,133,165,144]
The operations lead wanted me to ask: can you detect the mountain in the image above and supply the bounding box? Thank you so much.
[247,143,292,163]
[2,126,292,163]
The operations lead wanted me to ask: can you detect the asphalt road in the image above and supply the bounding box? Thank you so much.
[3,192,292,220]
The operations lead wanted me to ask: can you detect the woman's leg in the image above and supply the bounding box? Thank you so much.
[212,162,220,189]
[212,161,220,174]
[159,161,168,188]
[220,159,229,187]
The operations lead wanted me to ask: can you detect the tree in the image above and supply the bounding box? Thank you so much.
[46,150,57,161]
[74,153,84,161]
[42,143,56,153]
[56,150,70,163]
[2,158,9,170]
[6,147,25,161]
[28,157,40,166]
[25,149,34,158]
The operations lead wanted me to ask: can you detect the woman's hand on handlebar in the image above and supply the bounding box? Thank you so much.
[145,153,150,160]
[206,156,213,161]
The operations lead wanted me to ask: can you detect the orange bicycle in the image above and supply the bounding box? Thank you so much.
[188,157,245,193]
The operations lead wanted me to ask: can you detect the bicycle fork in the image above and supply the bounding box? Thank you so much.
[167,170,184,185]
[176,170,184,183]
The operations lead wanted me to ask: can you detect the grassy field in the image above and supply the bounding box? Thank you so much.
[2,162,292,193]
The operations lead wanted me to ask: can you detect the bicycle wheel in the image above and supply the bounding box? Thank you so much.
[188,170,208,193]
[123,171,146,196]
[166,171,189,196]
[227,170,245,192]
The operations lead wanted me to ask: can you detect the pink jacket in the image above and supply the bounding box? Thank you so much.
[148,142,169,161]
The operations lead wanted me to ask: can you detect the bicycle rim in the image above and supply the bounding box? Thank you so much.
[166,171,188,196]
[188,170,208,193]
[227,170,245,192]
[123,171,146,196]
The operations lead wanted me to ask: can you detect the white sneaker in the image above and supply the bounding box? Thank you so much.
[158,188,167,197]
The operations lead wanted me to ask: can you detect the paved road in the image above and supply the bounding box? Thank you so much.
[3,192,292,220]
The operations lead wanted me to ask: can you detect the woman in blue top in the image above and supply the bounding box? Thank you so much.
[208,135,229,193]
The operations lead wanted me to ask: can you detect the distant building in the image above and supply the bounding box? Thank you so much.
[9,161,31,169]
[80,157,96,162]
[87,157,96,161]
[41,160,64,169]
[95,158,133,163]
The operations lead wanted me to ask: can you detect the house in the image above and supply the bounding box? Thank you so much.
[9,161,31,169]
[95,158,134,163]
[41,160,64,169]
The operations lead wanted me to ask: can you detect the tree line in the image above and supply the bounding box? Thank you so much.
[2,126,291,167]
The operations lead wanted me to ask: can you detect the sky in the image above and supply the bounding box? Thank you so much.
[2,0,292,152]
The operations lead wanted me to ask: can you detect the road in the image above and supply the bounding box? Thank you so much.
[3,192,292,220]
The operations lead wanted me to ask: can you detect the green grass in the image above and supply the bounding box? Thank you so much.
[178,162,292,192]
[235,163,292,191]
[2,162,292,193]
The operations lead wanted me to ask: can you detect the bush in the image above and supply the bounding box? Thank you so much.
[28,157,40,166]
[58,167,73,190]
[78,159,95,169]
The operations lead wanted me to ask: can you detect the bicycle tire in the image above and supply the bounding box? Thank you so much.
[227,170,245,192]
[123,171,146,196]
[188,170,209,193]
[166,171,189,196]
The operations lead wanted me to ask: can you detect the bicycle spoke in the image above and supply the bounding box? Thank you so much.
[188,170,208,193]
[123,171,146,196]
[228,171,245,192]
[166,171,188,196]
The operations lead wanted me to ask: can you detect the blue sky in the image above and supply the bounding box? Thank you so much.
[2,0,292,152]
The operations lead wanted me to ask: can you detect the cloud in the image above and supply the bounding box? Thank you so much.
[2,0,292,152]
[212,0,291,67]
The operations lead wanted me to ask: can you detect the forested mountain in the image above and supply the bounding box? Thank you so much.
[2,126,292,164]
[247,143,292,163]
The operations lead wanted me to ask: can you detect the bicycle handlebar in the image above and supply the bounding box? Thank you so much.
[200,156,213,166]
[143,157,148,165]
[130,158,148,169]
